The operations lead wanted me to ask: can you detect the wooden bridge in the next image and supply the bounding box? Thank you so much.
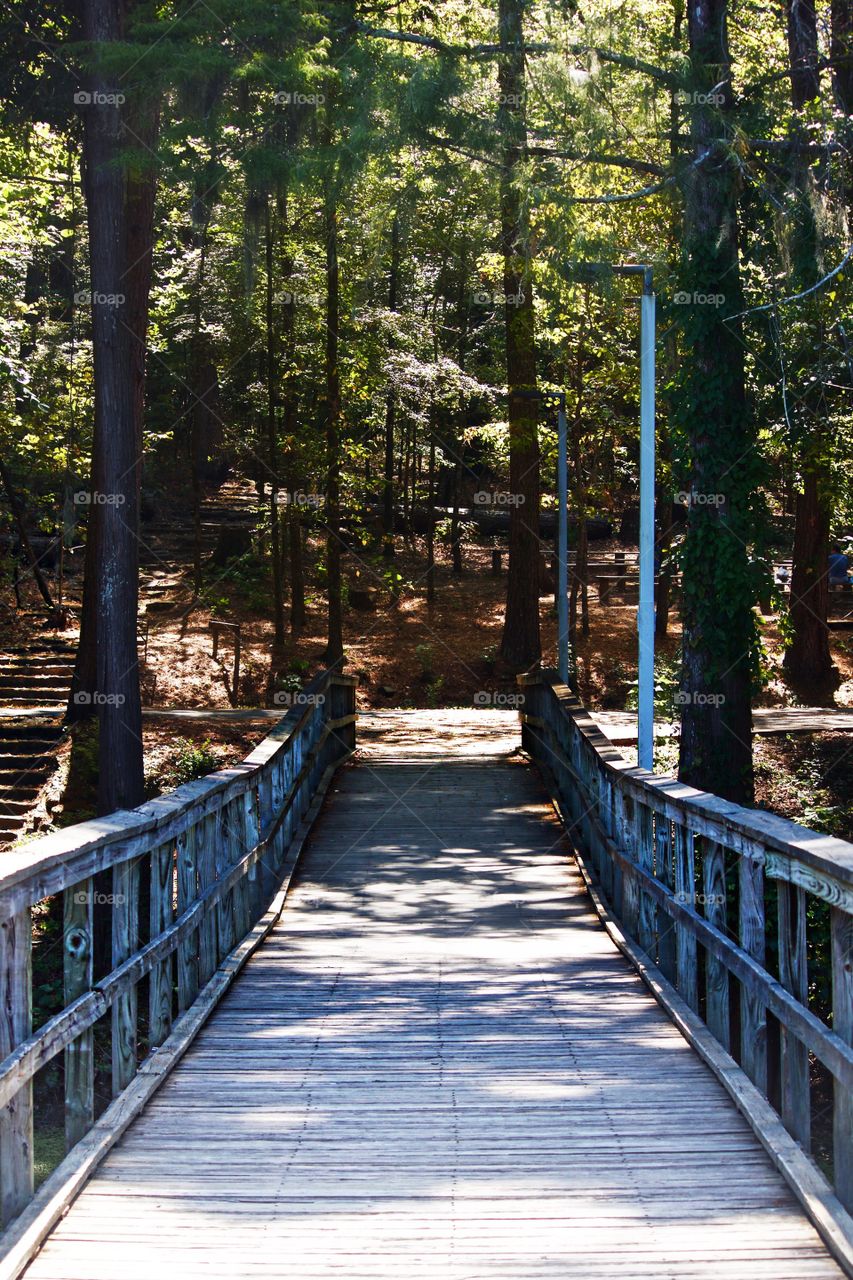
[0,678,852,1278]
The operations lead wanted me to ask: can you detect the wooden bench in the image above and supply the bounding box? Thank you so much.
[209,620,242,703]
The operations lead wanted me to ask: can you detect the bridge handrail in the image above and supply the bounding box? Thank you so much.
[519,669,853,1223]
[0,670,357,1236]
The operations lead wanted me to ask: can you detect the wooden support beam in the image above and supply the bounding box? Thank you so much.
[0,910,32,1227]
[778,881,810,1148]
[63,882,93,1151]
[739,855,768,1093]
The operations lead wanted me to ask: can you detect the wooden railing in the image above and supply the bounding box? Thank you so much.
[0,671,356,1239]
[519,670,853,1244]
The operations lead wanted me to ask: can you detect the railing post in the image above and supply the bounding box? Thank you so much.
[831,906,853,1211]
[112,858,139,1095]
[636,802,656,956]
[607,779,620,905]
[177,824,200,1014]
[197,813,218,985]
[227,798,250,942]
[702,839,730,1051]
[280,746,296,854]
[617,791,638,934]
[0,908,32,1226]
[778,881,810,1148]
[149,840,175,1048]
[243,789,262,923]
[655,816,676,983]
[597,773,614,900]
[214,806,234,963]
[268,756,286,872]
[673,826,698,1013]
[64,879,94,1150]
[738,854,767,1093]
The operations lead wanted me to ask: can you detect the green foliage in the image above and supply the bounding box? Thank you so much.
[624,652,681,720]
[146,738,219,796]
[414,643,434,676]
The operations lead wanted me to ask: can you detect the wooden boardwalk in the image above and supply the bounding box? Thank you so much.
[24,713,844,1278]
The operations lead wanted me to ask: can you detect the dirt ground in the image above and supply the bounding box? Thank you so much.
[3,527,852,840]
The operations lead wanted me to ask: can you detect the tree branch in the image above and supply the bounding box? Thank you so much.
[351,22,677,87]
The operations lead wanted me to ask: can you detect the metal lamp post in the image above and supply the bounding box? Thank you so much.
[556,393,570,687]
[637,271,656,771]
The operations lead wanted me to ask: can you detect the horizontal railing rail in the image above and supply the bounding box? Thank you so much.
[519,670,853,1244]
[0,671,356,1236]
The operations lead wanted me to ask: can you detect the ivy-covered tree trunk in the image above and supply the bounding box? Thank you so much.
[676,0,756,805]
[497,0,541,671]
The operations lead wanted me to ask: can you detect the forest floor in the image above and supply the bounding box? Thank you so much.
[2,519,852,842]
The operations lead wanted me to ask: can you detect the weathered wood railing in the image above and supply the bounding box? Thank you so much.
[0,670,356,1245]
[519,670,853,1256]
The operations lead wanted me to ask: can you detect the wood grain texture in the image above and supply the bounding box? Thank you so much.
[702,839,730,1051]
[110,859,139,1097]
[148,842,174,1048]
[63,883,93,1150]
[22,719,845,1280]
[176,826,199,1014]
[0,910,31,1227]
[779,881,811,1150]
[739,854,768,1092]
[832,907,853,1214]
[673,825,699,1013]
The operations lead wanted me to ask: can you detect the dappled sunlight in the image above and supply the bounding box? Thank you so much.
[26,723,843,1279]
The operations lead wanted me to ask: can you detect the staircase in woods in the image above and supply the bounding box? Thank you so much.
[137,478,260,616]
[0,639,73,846]
[139,478,259,574]
[0,477,261,848]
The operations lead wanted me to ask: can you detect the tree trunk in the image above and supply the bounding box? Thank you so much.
[79,0,156,813]
[787,0,820,103]
[189,214,211,595]
[786,471,834,685]
[450,459,464,575]
[323,172,343,666]
[264,197,286,646]
[426,403,437,607]
[382,212,400,559]
[0,455,55,610]
[67,499,98,722]
[782,0,835,691]
[401,420,412,546]
[289,513,305,633]
[677,0,755,804]
[654,484,674,642]
[569,518,589,640]
[832,0,853,110]
[276,190,306,636]
[497,0,541,671]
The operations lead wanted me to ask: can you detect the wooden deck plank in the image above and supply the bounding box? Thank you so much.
[23,717,845,1279]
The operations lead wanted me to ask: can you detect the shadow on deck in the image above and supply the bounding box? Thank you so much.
[21,711,844,1279]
